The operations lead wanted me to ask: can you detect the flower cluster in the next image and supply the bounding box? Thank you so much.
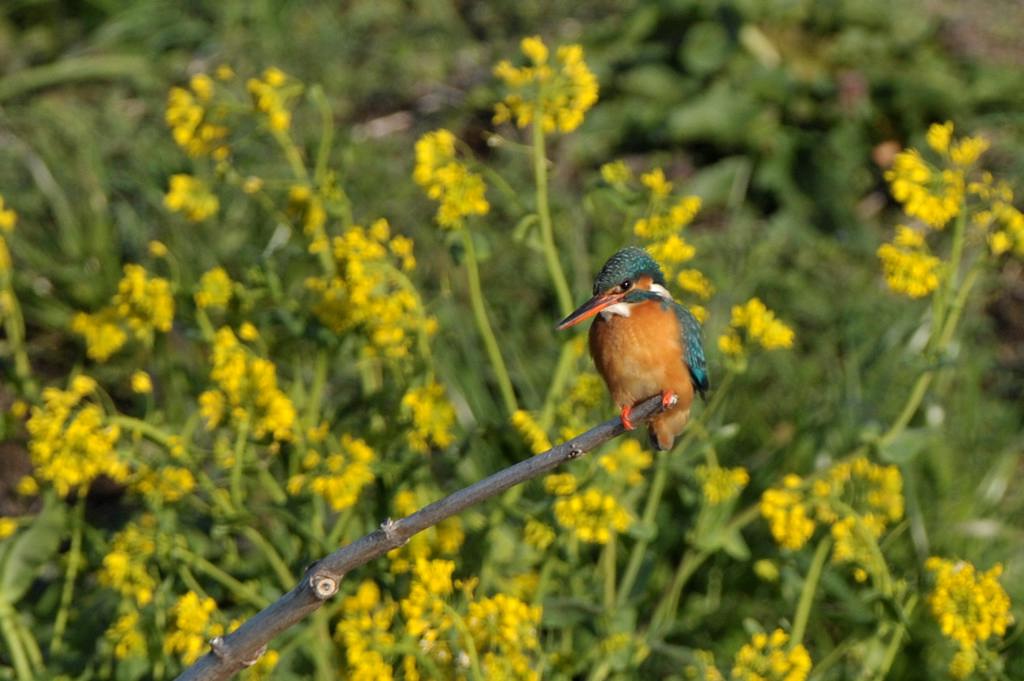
[287,184,329,245]
[25,376,126,497]
[164,174,219,222]
[247,67,297,132]
[413,129,490,229]
[718,298,795,358]
[98,515,158,606]
[335,580,399,681]
[695,464,750,506]
[553,486,632,544]
[493,36,598,134]
[387,488,465,574]
[165,73,229,160]
[401,380,457,454]
[72,264,175,361]
[926,557,1013,678]
[511,409,553,454]
[466,593,543,681]
[133,464,196,503]
[198,327,297,441]
[761,457,905,582]
[876,226,942,298]
[599,439,653,486]
[731,628,812,681]
[195,266,234,309]
[286,434,375,511]
[164,591,224,665]
[306,219,436,360]
[0,194,16,233]
[105,610,145,659]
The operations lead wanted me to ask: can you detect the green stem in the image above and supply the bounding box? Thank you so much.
[0,54,154,102]
[649,550,711,636]
[446,606,485,681]
[310,610,335,681]
[241,527,294,590]
[539,342,579,431]
[531,122,574,317]
[931,207,968,348]
[230,421,250,507]
[791,537,832,647]
[602,536,617,611]
[173,547,270,608]
[460,228,518,415]
[0,605,32,681]
[0,269,37,398]
[50,494,86,654]
[272,128,310,184]
[874,595,917,681]
[310,85,335,186]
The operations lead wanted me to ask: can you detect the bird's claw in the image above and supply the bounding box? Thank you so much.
[661,390,678,409]
[620,405,636,430]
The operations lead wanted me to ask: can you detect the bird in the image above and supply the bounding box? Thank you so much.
[556,247,708,450]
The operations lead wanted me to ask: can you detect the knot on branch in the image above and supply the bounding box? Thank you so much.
[379,517,403,543]
[310,573,339,599]
[209,637,266,667]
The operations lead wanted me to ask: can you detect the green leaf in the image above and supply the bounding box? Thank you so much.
[0,496,66,606]
[877,427,931,464]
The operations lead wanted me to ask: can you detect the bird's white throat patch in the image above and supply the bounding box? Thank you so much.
[599,283,673,320]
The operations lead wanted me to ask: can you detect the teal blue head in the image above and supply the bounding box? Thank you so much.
[557,247,668,329]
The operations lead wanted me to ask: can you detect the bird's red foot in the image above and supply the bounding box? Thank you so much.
[661,390,678,409]
[620,405,636,430]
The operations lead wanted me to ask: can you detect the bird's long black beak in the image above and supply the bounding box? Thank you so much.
[556,293,621,330]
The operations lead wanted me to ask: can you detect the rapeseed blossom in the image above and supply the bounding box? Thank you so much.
[695,465,750,505]
[164,174,219,222]
[164,591,224,664]
[731,628,812,681]
[760,474,815,550]
[926,557,1012,678]
[511,409,552,454]
[600,160,632,186]
[524,519,556,550]
[247,67,297,132]
[98,516,157,606]
[195,267,234,309]
[0,517,16,539]
[467,593,543,681]
[166,73,230,160]
[105,610,145,659]
[336,580,398,681]
[401,380,457,453]
[413,129,489,229]
[553,488,632,544]
[0,194,17,232]
[72,264,174,361]
[718,298,795,359]
[134,465,196,503]
[26,377,126,497]
[130,370,153,394]
[493,36,598,134]
[307,219,435,360]
[288,434,375,511]
[198,327,296,441]
[876,225,942,298]
[599,439,653,486]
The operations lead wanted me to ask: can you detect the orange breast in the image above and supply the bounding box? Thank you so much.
[588,300,693,409]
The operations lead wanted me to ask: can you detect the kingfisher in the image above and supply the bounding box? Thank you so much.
[556,247,708,450]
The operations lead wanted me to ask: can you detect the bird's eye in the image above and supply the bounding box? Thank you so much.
[620,279,633,292]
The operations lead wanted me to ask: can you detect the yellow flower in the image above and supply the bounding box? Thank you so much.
[134,465,196,503]
[0,517,16,539]
[553,488,632,544]
[511,410,552,454]
[335,580,398,681]
[718,330,743,357]
[299,435,376,512]
[148,240,169,257]
[105,610,145,659]
[493,36,598,134]
[722,298,795,358]
[641,169,672,198]
[544,472,578,496]
[926,557,1012,650]
[131,371,153,394]
[760,474,815,550]
[634,196,702,241]
[71,310,127,362]
[195,267,233,309]
[600,160,632,186]
[199,327,296,441]
[113,264,174,338]
[0,195,18,232]
[26,379,125,497]
[467,593,543,681]
[695,465,749,505]
[413,130,489,229]
[98,516,157,606]
[676,269,715,300]
[877,226,942,298]
[646,234,697,267]
[247,67,298,131]
[165,174,219,222]
[401,380,457,454]
[164,591,224,664]
[599,439,653,486]
[524,519,555,550]
[166,76,229,159]
[239,321,260,341]
[731,628,812,681]
[926,121,954,155]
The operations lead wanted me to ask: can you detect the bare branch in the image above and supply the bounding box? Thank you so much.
[176,394,669,681]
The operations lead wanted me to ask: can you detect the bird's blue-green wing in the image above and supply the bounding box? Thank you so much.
[674,302,709,398]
